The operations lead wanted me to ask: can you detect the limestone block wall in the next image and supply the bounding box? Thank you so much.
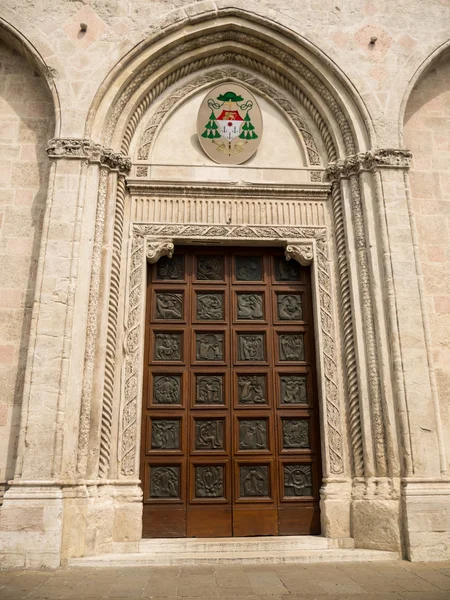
[404,52,450,472]
[0,41,54,498]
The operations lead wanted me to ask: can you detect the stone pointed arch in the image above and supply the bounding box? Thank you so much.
[0,14,61,137]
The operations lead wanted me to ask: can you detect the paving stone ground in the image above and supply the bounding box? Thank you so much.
[1,561,450,600]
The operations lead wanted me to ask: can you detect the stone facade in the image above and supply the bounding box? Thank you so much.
[0,1,449,568]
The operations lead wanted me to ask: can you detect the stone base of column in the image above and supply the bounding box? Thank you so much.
[320,479,351,538]
[402,478,450,561]
[61,483,142,563]
[351,477,402,553]
[0,484,63,568]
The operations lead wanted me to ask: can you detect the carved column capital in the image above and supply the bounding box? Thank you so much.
[46,138,131,175]
[146,239,174,264]
[326,148,412,183]
[285,243,314,266]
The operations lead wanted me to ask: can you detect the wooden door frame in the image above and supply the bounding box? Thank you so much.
[118,223,346,536]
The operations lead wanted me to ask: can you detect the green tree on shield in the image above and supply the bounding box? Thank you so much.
[239,112,258,140]
[201,111,221,139]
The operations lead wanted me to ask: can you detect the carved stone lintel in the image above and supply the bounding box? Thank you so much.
[46,138,131,175]
[326,148,412,183]
[146,239,174,264]
[285,243,314,266]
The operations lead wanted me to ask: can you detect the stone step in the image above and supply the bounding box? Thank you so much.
[138,535,353,553]
[69,548,400,567]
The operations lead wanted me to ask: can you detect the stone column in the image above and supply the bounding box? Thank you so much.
[375,154,450,561]
[0,139,131,568]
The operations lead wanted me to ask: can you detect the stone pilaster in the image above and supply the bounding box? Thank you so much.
[0,139,131,568]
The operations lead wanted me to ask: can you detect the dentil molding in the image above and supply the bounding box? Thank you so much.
[47,138,132,175]
[326,149,412,182]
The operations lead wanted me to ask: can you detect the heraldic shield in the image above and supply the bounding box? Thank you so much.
[197,84,263,165]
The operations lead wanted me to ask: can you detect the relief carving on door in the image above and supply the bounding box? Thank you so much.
[196,333,224,360]
[197,255,224,280]
[279,334,304,361]
[282,419,309,449]
[237,293,264,319]
[153,375,181,404]
[150,466,179,498]
[196,375,224,404]
[277,294,302,320]
[154,333,182,360]
[195,466,224,498]
[239,419,268,449]
[238,375,266,404]
[240,465,269,497]
[195,419,224,449]
[151,420,180,449]
[280,375,307,405]
[155,293,183,319]
[238,333,265,361]
[196,293,224,320]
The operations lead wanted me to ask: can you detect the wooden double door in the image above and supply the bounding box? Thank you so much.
[141,246,321,537]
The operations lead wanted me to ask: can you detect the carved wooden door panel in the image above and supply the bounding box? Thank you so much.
[141,247,321,537]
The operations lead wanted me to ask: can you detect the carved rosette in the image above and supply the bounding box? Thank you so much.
[285,243,314,266]
[46,138,131,175]
[326,149,412,182]
[118,224,344,477]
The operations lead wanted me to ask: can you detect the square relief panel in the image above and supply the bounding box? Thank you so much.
[155,292,183,320]
[195,374,224,405]
[274,257,301,282]
[150,465,180,498]
[196,292,224,320]
[195,465,225,498]
[151,419,181,450]
[237,292,264,320]
[279,375,308,405]
[277,293,302,321]
[235,256,263,281]
[282,418,309,449]
[283,464,312,497]
[153,374,182,405]
[237,375,267,405]
[196,255,224,281]
[239,465,269,497]
[154,333,183,361]
[278,333,304,362]
[196,332,224,361]
[239,419,268,451]
[237,333,265,361]
[195,419,225,451]
[156,256,184,280]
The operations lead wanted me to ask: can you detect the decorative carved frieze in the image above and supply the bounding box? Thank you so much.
[46,138,131,174]
[127,182,330,200]
[326,149,412,182]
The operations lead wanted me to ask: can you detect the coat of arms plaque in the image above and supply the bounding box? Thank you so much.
[197,84,263,165]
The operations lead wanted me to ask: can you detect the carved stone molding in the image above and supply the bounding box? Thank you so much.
[326,149,412,182]
[112,33,346,161]
[126,182,330,200]
[118,224,344,478]
[146,240,174,263]
[285,243,314,266]
[47,138,131,175]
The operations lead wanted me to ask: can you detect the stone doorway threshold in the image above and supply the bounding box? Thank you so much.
[69,537,400,566]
